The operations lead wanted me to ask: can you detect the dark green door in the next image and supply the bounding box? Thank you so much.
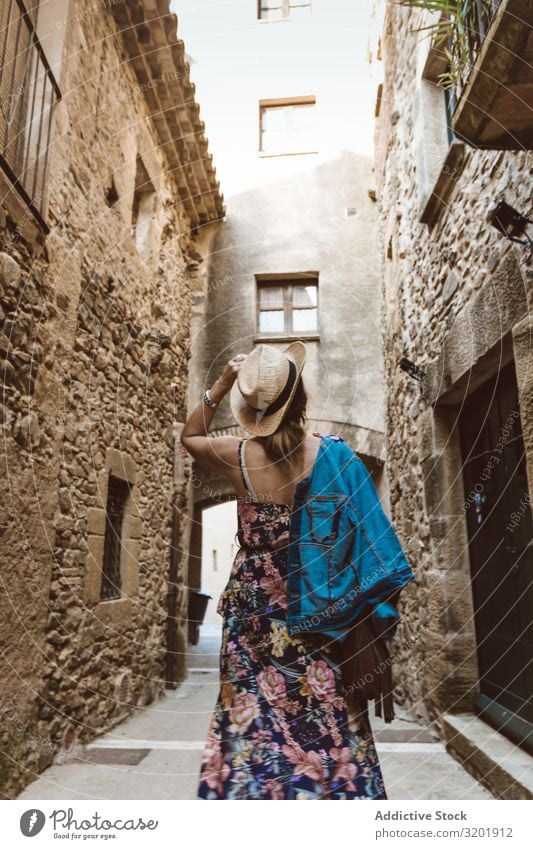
[459,361,533,753]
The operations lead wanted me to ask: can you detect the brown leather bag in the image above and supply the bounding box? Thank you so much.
[331,605,396,725]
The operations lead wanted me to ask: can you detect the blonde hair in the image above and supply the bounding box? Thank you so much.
[258,377,307,470]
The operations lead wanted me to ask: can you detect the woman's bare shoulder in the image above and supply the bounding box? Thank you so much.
[181,433,242,475]
[247,431,321,450]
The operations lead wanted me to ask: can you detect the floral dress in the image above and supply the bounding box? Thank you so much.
[197,493,388,800]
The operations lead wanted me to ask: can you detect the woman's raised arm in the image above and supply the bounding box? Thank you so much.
[180,354,248,475]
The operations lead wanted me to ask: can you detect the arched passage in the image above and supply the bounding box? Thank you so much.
[187,461,238,644]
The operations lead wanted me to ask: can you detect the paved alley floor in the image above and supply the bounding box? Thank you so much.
[19,624,492,800]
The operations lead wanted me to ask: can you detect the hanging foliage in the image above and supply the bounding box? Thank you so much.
[397,0,497,90]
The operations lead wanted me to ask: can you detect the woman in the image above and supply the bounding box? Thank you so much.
[180,341,388,800]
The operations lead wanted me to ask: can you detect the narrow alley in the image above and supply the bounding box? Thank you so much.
[1,0,532,824]
[18,624,492,801]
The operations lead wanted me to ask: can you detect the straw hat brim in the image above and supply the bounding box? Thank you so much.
[230,340,306,436]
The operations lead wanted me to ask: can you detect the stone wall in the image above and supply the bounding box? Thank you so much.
[0,213,62,796]
[0,0,221,797]
[374,2,533,728]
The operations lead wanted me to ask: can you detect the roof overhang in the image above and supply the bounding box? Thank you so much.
[110,0,225,229]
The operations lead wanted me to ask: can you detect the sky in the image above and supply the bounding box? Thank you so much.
[171,0,379,196]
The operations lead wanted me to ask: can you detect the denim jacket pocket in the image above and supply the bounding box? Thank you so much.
[306,495,347,544]
[298,542,332,611]
[303,496,348,606]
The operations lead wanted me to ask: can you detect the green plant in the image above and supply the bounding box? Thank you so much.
[397,0,496,89]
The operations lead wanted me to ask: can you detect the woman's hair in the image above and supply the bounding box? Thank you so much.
[258,376,307,469]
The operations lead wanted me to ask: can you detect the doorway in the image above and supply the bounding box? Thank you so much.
[201,501,238,625]
[459,361,533,753]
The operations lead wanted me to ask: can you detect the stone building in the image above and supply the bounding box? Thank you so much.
[178,0,388,596]
[0,0,223,797]
[373,0,533,797]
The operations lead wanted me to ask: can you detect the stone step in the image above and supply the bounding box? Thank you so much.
[442,713,533,800]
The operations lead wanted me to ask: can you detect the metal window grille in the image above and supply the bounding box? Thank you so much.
[0,0,61,227]
[101,476,131,601]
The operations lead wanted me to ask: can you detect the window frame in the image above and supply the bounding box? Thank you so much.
[417,39,466,228]
[84,448,142,613]
[131,153,158,262]
[258,96,318,157]
[255,274,320,341]
[257,0,312,23]
[101,474,131,601]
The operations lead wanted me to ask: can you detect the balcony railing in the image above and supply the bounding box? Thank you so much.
[450,0,533,149]
[0,0,61,227]
[452,0,502,101]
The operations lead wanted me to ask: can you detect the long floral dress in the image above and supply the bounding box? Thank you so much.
[197,498,388,800]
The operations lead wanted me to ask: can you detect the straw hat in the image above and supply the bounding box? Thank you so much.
[230,341,306,436]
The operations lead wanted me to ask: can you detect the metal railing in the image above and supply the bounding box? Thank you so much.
[0,0,61,227]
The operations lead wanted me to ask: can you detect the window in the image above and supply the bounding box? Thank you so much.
[258,1,311,22]
[420,33,459,139]
[0,0,65,227]
[256,276,318,338]
[417,44,466,227]
[212,549,218,572]
[259,97,316,156]
[101,475,131,601]
[131,155,157,260]
[443,86,458,145]
[84,448,141,607]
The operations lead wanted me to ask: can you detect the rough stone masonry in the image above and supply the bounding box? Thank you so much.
[0,0,223,797]
[374,1,533,734]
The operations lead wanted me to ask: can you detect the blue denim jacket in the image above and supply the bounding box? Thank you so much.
[286,434,415,642]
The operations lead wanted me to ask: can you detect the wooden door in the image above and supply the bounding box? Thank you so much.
[459,361,533,753]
